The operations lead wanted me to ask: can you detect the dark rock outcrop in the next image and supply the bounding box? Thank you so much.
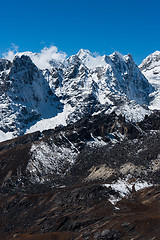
[1,111,160,239]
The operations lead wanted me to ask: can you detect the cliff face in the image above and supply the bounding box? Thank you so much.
[0,50,155,142]
[0,111,160,239]
[1,50,160,239]
[139,51,160,110]
[0,56,62,141]
[1,111,160,187]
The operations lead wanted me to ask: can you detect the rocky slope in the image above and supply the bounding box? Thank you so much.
[1,111,160,187]
[0,110,160,239]
[1,183,160,240]
[1,49,160,239]
[0,49,155,142]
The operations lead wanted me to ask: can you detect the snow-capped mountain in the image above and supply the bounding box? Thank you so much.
[139,51,160,110]
[0,56,62,140]
[1,49,160,240]
[46,50,153,124]
[0,49,155,142]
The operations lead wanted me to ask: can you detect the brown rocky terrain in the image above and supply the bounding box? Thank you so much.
[1,183,160,240]
[0,111,160,239]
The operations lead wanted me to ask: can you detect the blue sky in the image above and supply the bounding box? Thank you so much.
[0,0,160,64]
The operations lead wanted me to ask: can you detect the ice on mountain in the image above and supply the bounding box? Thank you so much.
[27,139,78,183]
[104,177,153,204]
[0,48,158,142]
[139,51,160,110]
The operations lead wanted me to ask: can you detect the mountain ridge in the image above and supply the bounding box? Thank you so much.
[139,50,160,110]
[1,49,160,239]
[0,49,155,142]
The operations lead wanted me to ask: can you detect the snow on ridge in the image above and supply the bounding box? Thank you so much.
[139,50,160,110]
[0,130,16,142]
[104,176,153,204]
[27,138,78,183]
[3,46,67,70]
[139,50,160,71]
[0,47,157,143]
[2,45,134,72]
[76,48,107,69]
[77,49,93,59]
[26,104,74,134]
[77,49,136,71]
[109,51,125,60]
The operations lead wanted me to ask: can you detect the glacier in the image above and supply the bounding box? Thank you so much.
[0,48,158,142]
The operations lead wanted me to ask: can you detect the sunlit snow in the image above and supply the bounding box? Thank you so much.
[104,177,153,204]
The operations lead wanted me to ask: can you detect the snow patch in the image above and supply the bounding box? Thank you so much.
[104,177,153,204]
[140,51,160,110]
[27,139,78,183]
[26,104,74,134]
[0,130,16,142]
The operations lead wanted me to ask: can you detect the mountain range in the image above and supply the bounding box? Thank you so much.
[1,49,160,142]
[1,49,160,240]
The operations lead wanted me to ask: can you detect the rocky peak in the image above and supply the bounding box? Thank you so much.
[0,53,63,141]
[1,49,160,240]
[124,53,134,64]
[139,51,160,71]
[0,49,157,142]
[109,51,124,61]
[139,51,160,110]
[77,48,93,60]
[64,54,81,68]
[0,59,11,72]
[12,55,37,72]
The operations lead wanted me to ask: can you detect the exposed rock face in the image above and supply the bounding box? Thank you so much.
[1,50,160,239]
[139,50,160,72]
[0,109,160,239]
[1,111,160,187]
[0,59,11,72]
[139,51,160,110]
[48,50,153,124]
[0,50,155,142]
[0,56,62,141]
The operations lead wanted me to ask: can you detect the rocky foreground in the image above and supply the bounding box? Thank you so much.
[1,182,160,240]
[0,111,160,239]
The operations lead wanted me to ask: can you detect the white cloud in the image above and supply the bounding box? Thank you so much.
[11,43,19,52]
[93,52,100,57]
[2,45,67,69]
[30,46,67,69]
[3,50,15,61]
[2,43,19,61]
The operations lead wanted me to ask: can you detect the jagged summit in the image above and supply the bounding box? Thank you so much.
[0,55,62,141]
[15,51,37,58]
[109,51,124,59]
[77,48,93,59]
[0,49,157,142]
[1,50,160,239]
[4,46,67,70]
[1,49,160,240]
[139,50,160,110]
[139,50,160,71]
